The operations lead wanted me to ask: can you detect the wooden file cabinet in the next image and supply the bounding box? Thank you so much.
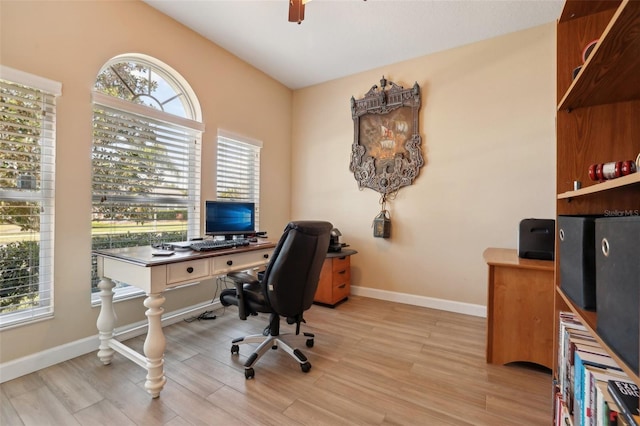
[484,247,554,370]
[314,249,357,307]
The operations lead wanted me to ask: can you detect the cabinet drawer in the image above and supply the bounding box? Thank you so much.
[332,264,350,303]
[332,268,350,287]
[333,279,350,301]
[332,255,350,272]
[166,259,210,285]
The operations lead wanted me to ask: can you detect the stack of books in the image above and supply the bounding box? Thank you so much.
[554,312,639,426]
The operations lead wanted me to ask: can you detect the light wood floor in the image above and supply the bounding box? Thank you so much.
[1,296,552,425]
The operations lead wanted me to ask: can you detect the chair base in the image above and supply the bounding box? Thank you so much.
[230,332,315,379]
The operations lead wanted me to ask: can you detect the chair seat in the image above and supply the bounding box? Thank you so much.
[220,282,270,315]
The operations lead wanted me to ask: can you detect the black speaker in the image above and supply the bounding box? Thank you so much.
[596,216,640,375]
[558,215,599,310]
[518,218,555,260]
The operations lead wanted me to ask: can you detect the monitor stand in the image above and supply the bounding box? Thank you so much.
[224,234,248,240]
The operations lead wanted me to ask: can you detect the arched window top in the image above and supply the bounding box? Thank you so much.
[94,54,201,122]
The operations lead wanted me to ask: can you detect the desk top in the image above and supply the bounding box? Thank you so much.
[483,247,554,272]
[326,248,358,258]
[93,241,276,267]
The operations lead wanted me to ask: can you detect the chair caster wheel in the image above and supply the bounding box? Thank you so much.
[245,368,255,379]
[306,338,314,348]
[231,344,239,354]
[301,362,311,373]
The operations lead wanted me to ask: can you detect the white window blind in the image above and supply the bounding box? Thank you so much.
[0,67,60,328]
[91,96,201,295]
[90,57,202,300]
[216,131,261,228]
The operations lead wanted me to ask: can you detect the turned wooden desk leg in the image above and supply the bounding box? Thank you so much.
[143,292,167,398]
[96,276,116,365]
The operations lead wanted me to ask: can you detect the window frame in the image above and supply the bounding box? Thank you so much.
[0,65,61,329]
[90,56,203,304]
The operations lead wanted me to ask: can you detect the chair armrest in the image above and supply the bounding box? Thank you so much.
[226,271,260,320]
[226,271,259,286]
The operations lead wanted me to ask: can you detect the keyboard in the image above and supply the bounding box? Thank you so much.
[190,239,250,252]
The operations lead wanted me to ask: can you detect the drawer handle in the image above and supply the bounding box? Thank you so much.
[263,254,269,259]
[338,284,346,289]
[227,260,233,266]
[338,256,346,260]
[187,267,194,274]
[338,270,346,275]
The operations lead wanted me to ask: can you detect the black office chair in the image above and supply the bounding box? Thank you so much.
[219,220,332,379]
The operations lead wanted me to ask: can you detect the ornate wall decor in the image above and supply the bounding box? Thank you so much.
[350,77,424,198]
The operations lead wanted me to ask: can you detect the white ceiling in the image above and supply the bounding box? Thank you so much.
[143,0,564,90]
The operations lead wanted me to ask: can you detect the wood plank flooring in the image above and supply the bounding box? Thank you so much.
[1,296,552,425]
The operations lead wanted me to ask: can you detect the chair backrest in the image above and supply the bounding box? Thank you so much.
[262,221,332,318]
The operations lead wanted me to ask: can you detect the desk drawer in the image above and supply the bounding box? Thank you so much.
[166,259,210,285]
[212,249,272,275]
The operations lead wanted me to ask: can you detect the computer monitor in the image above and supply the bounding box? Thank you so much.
[205,200,255,239]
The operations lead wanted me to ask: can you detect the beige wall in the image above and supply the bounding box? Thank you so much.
[0,0,292,363]
[291,23,556,306]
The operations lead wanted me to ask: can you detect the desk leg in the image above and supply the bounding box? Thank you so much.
[96,277,116,365]
[143,292,167,398]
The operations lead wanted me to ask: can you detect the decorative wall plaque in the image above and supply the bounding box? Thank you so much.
[350,77,424,197]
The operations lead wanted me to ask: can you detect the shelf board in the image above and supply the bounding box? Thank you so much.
[558,172,640,199]
[558,0,640,111]
[557,286,597,330]
[556,287,640,384]
[559,0,621,23]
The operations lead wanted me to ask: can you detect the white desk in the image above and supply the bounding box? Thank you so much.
[93,242,275,398]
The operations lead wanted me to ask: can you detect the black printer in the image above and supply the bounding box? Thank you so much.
[517,218,555,260]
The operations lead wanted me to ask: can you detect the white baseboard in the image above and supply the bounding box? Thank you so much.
[1,290,485,383]
[0,301,218,384]
[350,285,487,318]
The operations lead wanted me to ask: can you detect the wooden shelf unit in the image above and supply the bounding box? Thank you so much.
[553,0,640,396]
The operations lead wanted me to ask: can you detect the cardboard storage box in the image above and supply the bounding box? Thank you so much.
[595,216,640,374]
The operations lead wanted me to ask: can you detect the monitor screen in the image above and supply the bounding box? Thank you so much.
[205,201,255,236]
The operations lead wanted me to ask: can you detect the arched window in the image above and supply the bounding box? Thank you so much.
[93,58,199,119]
[90,54,203,299]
